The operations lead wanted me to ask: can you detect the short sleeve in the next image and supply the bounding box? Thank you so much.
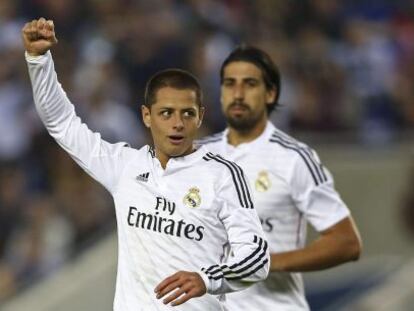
[289,149,350,232]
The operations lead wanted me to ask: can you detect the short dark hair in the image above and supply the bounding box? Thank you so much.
[144,69,203,107]
[220,45,281,114]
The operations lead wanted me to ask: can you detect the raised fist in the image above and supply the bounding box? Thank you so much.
[22,18,58,56]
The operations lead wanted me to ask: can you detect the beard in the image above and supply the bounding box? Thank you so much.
[225,102,265,132]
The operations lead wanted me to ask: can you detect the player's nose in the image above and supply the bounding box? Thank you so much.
[172,113,184,130]
[233,84,245,99]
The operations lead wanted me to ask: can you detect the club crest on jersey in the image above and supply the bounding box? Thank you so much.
[255,171,271,192]
[183,187,201,208]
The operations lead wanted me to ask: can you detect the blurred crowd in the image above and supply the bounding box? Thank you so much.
[1,0,414,302]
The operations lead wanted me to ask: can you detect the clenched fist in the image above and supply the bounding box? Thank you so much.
[22,18,58,56]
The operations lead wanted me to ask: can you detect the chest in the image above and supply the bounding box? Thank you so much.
[225,152,294,216]
[113,166,221,229]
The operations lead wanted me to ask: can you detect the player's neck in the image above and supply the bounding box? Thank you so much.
[155,146,196,169]
[157,152,169,169]
[227,118,268,147]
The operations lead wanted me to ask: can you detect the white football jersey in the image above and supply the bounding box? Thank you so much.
[26,51,270,311]
[198,122,350,310]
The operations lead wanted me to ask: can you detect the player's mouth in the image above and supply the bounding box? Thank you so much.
[228,103,249,115]
[168,135,185,145]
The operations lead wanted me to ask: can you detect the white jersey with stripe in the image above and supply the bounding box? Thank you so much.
[198,121,350,310]
[26,51,269,311]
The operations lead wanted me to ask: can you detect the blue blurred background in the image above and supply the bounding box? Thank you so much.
[1,1,414,310]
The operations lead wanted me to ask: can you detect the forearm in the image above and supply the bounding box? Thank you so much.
[201,234,269,295]
[271,218,362,272]
[23,18,127,192]
[26,51,75,136]
[26,50,126,191]
[271,238,357,272]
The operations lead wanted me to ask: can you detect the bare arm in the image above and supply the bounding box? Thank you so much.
[271,216,362,272]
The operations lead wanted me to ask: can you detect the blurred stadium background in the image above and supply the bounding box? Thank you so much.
[1,0,414,310]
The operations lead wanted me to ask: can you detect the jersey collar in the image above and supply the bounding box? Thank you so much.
[223,121,276,152]
[153,145,209,174]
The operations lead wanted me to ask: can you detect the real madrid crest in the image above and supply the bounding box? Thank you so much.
[183,187,201,208]
[255,171,271,192]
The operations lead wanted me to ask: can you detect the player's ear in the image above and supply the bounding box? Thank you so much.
[141,105,151,128]
[197,106,205,128]
[266,86,276,105]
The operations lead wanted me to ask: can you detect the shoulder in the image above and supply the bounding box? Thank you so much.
[201,152,249,186]
[200,151,247,188]
[267,128,318,161]
[201,152,253,208]
[268,128,308,149]
[201,151,243,173]
[195,131,225,148]
[267,128,328,185]
[118,144,154,161]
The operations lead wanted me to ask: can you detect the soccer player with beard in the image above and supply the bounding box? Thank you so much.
[199,46,362,310]
[22,19,269,310]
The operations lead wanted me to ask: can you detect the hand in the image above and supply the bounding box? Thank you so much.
[154,271,207,307]
[22,18,58,56]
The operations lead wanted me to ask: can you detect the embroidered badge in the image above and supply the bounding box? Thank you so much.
[183,187,201,208]
[255,171,271,192]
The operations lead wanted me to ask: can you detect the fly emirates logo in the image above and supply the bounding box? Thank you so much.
[127,197,205,241]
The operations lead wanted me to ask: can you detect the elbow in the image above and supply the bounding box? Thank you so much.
[256,265,269,283]
[263,249,271,279]
[346,233,363,262]
[254,252,271,282]
[352,237,363,261]
[261,256,271,280]
[335,217,363,262]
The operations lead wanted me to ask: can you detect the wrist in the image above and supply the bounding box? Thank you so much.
[26,50,46,57]
[25,50,50,62]
[198,270,212,293]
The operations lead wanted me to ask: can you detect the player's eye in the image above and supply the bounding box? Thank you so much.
[160,110,171,117]
[245,80,258,87]
[183,110,196,118]
[222,79,235,87]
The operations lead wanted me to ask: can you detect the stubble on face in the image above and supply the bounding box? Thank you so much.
[221,61,270,133]
[225,100,266,132]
